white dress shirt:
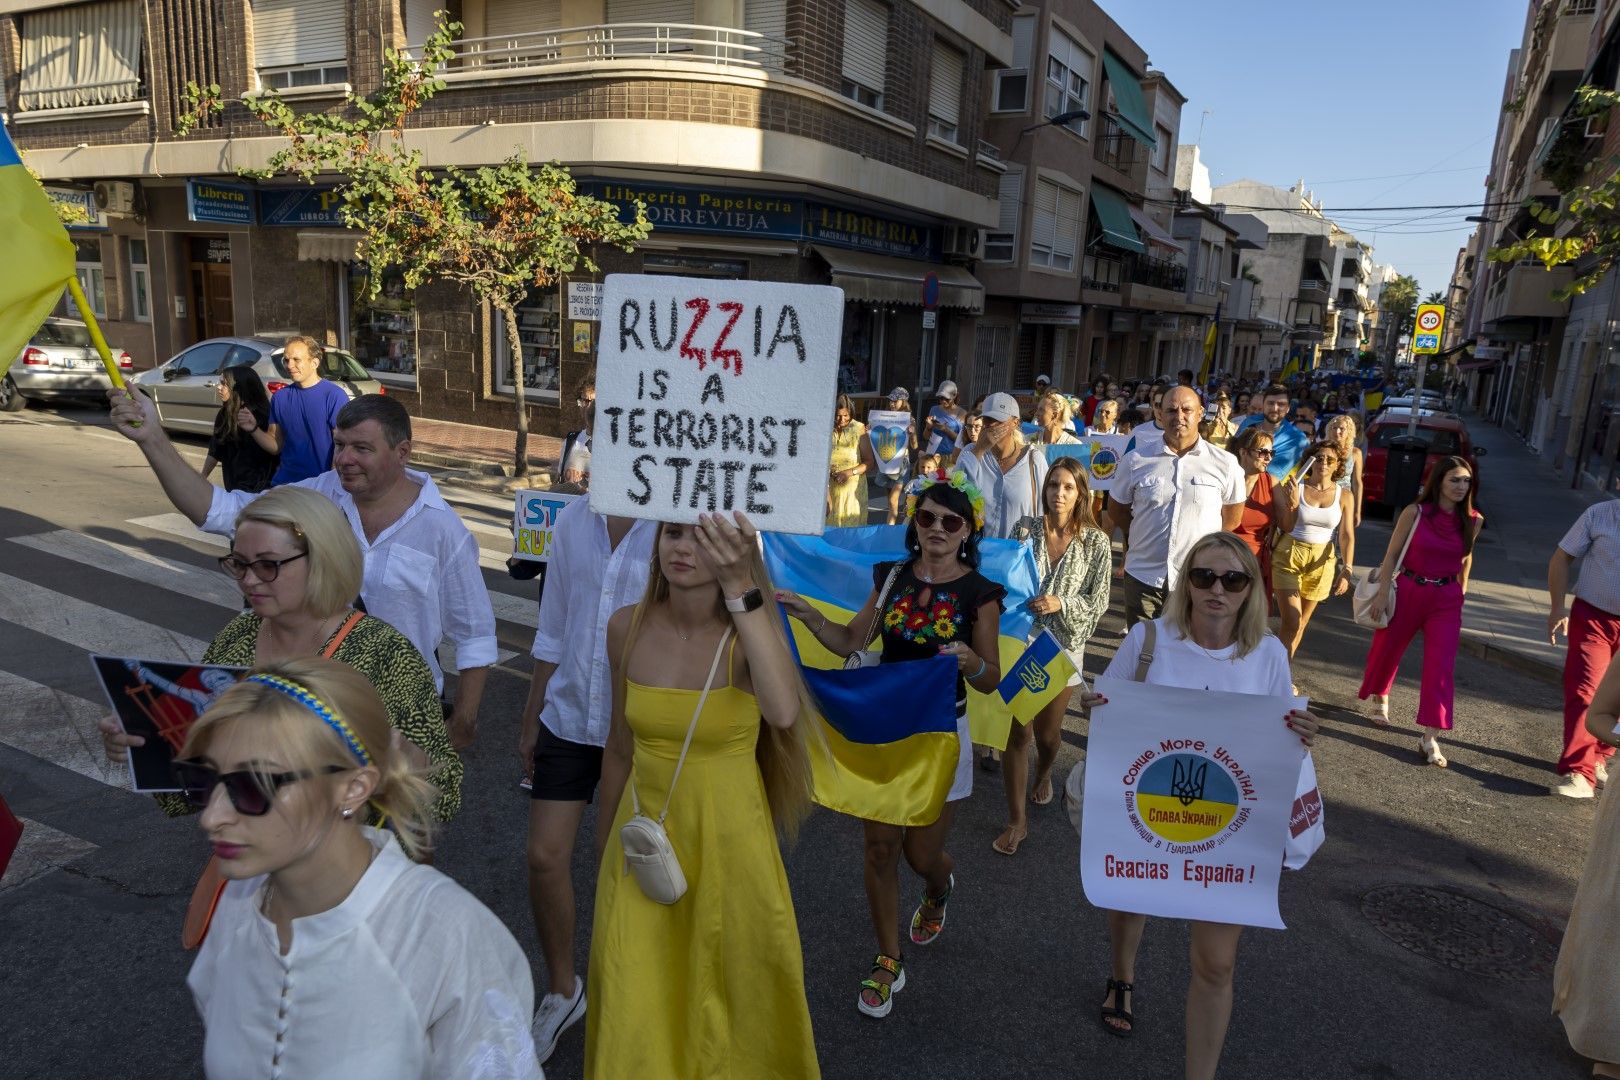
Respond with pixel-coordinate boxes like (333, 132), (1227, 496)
(1560, 501), (1620, 617)
(1112, 439), (1245, 591)
(189, 829), (543, 1080)
(203, 469), (498, 691)
(1128, 421), (1165, 457)
(956, 443), (1049, 539)
(532, 502), (657, 747)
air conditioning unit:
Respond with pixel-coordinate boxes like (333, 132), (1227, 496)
(93, 180), (136, 215)
(941, 225), (978, 262)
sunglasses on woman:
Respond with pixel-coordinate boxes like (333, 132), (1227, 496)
(914, 508), (967, 534)
(172, 759), (347, 816)
(1187, 568), (1253, 592)
(1248, 447), (1274, 459)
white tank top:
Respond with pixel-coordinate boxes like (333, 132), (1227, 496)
(1291, 489), (1342, 545)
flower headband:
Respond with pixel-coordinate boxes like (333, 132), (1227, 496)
(905, 467), (987, 531)
(247, 674), (373, 766)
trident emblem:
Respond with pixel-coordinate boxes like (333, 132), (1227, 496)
(1170, 758), (1208, 807)
(1016, 658), (1049, 694)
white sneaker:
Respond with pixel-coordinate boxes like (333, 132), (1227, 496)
(1598, 761), (1610, 786)
(531, 975), (585, 1065)
(1554, 773), (1596, 799)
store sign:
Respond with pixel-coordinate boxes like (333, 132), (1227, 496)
(187, 179), (256, 225)
(1021, 302), (1083, 326)
(804, 202), (938, 260)
(511, 490), (581, 563)
(1109, 312), (1137, 332)
(590, 274), (844, 535)
(260, 186), (345, 227)
(44, 186), (105, 230)
(568, 281), (603, 321)
(1143, 315), (1181, 333)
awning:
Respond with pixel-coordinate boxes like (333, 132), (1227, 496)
(1456, 358), (1500, 372)
(1101, 49), (1156, 148)
(810, 245), (984, 313)
(1128, 205), (1182, 255)
(1089, 185), (1144, 254)
(297, 230), (363, 263)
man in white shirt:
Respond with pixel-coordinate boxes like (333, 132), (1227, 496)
(107, 390), (497, 744)
(956, 391), (1049, 539)
(1548, 501), (1620, 798)
(1109, 386), (1246, 625)
(1127, 383), (1170, 457)
(517, 499), (655, 1062)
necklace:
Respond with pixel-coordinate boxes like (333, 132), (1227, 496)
(1187, 635), (1235, 662)
(916, 561), (962, 584)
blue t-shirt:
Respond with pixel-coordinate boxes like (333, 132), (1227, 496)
(269, 380), (350, 485)
(1234, 414), (1308, 481)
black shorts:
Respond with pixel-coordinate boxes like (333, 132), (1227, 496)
(529, 723), (604, 802)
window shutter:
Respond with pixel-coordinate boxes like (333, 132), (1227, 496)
(997, 168), (1021, 235)
(928, 41), (964, 127)
(252, 0), (347, 69)
(1011, 14), (1034, 69)
(842, 0), (889, 93)
(406, 0), (449, 49)
(745, 0), (787, 41)
(19, 0), (143, 111)
(605, 0), (696, 24)
(1032, 179), (1058, 253)
(485, 0), (565, 38)
(1055, 188), (1080, 264)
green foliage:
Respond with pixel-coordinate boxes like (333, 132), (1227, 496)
(1381, 275), (1419, 321)
(1423, 290), (1444, 305)
(175, 82), (224, 137)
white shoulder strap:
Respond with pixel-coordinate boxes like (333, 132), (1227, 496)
(629, 628), (733, 825)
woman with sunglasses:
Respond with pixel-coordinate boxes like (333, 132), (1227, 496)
(778, 469), (1003, 1019)
(1358, 456), (1483, 767)
(1273, 442), (1356, 664)
(1078, 533), (1322, 1078)
(179, 657), (543, 1079)
(101, 486), (461, 821)
(1227, 426), (1280, 605)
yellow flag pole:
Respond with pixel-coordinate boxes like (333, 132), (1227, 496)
(65, 276), (127, 391)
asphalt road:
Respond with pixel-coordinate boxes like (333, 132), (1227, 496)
(0, 404), (1601, 1079)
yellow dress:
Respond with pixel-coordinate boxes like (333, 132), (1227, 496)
(586, 681), (820, 1080)
(826, 421), (868, 527)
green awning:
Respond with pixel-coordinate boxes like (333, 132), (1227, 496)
(1090, 185), (1144, 254)
(1102, 50), (1156, 148)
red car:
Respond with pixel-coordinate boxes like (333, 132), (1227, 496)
(1362, 410), (1485, 509)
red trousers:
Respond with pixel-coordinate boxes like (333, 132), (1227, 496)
(1559, 598), (1620, 782)
(1358, 576), (1463, 730)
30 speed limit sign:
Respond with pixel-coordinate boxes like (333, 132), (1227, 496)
(1413, 303), (1445, 355)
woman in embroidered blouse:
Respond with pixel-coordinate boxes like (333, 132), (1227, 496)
(995, 459), (1112, 855)
(778, 469), (1003, 1020)
(181, 657), (542, 1080)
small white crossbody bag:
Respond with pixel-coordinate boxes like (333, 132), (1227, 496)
(619, 628), (733, 905)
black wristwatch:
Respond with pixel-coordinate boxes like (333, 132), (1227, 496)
(725, 588), (765, 614)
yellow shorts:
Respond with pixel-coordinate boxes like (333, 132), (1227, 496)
(1272, 536), (1336, 602)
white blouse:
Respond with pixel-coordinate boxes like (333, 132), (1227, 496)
(189, 829), (543, 1080)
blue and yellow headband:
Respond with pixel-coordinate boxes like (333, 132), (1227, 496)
(247, 674), (373, 766)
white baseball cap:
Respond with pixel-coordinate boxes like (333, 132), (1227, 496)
(936, 380), (959, 400)
(980, 391), (1021, 423)
(1034, 374), (1052, 387)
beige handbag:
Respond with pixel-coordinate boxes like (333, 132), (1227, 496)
(619, 628), (732, 905)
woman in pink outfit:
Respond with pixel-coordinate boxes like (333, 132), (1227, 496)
(1357, 456), (1482, 767)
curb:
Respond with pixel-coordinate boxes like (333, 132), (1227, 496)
(1458, 631), (1562, 685)
(411, 449), (555, 490)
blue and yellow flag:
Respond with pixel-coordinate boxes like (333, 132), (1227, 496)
(1198, 304), (1220, 386)
(0, 125), (75, 379)
(997, 628), (1077, 723)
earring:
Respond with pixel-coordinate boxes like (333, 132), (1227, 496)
(959, 541), (969, 559)
(341, 807), (354, 820)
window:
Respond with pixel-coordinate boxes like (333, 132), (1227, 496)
(73, 238), (105, 319)
(172, 342), (232, 377)
(743, 0), (788, 70)
(129, 238), (151, 323)
(253, 0), (348, 89)
(838, 304), (884, 394)
(1030, 178), (1081, 272)
(1151, 124), (1172, 173)
(347, 266), (418, 383)
(984, 167), (1022, 263)
(19, 0), (143, 111)
(994, 15), (1035, 113)
(927, 41), (966, 143)
(1044, 27), (1092, 137)
(841, 0), (889, 109)
(605, 0), (696, 55)
(497, 287), (561, 399)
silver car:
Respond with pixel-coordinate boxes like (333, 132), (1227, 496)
(132, 336), (382, 435)
(2, 318), (133, 411)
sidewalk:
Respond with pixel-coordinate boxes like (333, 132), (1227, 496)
(408, 416), (564, 482)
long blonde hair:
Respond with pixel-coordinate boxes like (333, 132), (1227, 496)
(1164, 533), (1270, 659)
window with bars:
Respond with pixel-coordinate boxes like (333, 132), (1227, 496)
(1044, 27), (1092, 137)
(993, 15), (1035, 113)
(984, 167), (1022, 263)
(927, 41), (966, 143)
(841, 0), (889, 109)
(1030, 178), (1082, 272)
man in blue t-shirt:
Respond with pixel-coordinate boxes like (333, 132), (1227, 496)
(240, 335), (350, 485)
(1234, 381), (1309, 481)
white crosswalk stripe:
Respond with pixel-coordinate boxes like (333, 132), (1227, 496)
(126, 512), (230, 551)
(0, 669), (126, 789)
(10, 530), (242, 609)
(0, 815), (99, 893)
(0, 570), (210, 660)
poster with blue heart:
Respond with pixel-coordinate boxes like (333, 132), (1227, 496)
(866, 409), (914, 477)
(1045, 433), (1129, 493)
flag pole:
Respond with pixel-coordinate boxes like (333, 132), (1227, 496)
(65, 276), (127, 391)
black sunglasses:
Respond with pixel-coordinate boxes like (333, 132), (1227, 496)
(219, 552), (307, 582)
(1187, 568), (1253, 593)
(172, 759), (347, 816)
(915, 508), (967, 534)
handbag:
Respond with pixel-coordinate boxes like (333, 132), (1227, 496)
(619, 628), (733, 905)
(845, 563), (903, 670)
(1067, 620), (1157, 834)
(1352, 512), (1417, 630)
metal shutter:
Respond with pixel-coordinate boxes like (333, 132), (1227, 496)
(745, 0), (787, 42)
(1055, 187), (1080, 263)
(929, 41), (964, 127)
(1010, 14), (1033, 69)
(605, 0), (696, 24)
(841, 0), (888, 92)
(252, 0), (346, 69)
(996, 168), (1021, 236)
(405, 0), (445, 49)
(1032, 179), (1057, 255)
(485, 0), (564, 37)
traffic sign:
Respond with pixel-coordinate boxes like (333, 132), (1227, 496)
(922, 272), (940, 311)
(1413, 303), (1445, 354)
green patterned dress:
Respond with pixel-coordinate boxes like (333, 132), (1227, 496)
(1009, 517), (1113, 657)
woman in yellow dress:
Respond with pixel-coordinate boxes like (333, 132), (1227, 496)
(827, 393), (874, 526)
(588, 511), (822, 1079)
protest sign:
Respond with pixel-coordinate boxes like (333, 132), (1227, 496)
(1080, 676), (1308, 929)
(1046, 433), (1129, 493)
(511, 490), (581, 563)
(91, 656), (247, 792)
(866, 409), (913, 477)
(589, 274), (843, 535)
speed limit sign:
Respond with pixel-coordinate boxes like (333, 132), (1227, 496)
(1414, 304), (1445, 354)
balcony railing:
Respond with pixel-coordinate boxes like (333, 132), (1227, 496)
(1126, 253), (1188, 293)
(1083, 251), (1124, 293)
(1093, 114), (1143, 177)
(440, 23), (791, 75)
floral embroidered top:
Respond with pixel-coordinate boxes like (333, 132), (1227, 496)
(872, 560), (1006, 701)
(1009, 517), (1113, 653)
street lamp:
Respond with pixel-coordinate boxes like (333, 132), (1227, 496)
(1020, 108), (1091, 133)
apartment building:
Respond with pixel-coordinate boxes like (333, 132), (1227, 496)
(1, 0), (1011, 436)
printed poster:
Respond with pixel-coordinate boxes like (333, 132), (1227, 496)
(1045, 433), (1129, 493)
(90, 656), (248, 792)
(866, 409), (913, 477)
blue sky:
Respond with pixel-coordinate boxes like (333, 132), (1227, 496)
(1112, 0), (1530, 294)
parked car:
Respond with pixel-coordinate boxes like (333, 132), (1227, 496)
(2, 318), (133, 412)
(1373, 392), (1448, 418)
(1362, 408), (1485, 509)
(132, 336), (380, 436)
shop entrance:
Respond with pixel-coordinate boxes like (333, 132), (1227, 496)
(186, 236), (235, 344)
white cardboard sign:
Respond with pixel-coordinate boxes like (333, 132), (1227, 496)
(1080, 677), (1308, 930)
(589, 274), (844, 535)
(510, 490), (581, 563)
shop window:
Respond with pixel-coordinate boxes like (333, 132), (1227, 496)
(1044, 27), (1092, 137)
(19, 0), (143, 111)
(73, 238), (106, 319)
(839, 305), (885, 395)
(841, 0), (888, 110)
(994, 15), (1035, 113)
(346, 266), (417, 383)
(128, 238), (151, 323)
(497, 288), (562, 400)
(984, 167), (1022, 263)
(927, 40), (965, 144)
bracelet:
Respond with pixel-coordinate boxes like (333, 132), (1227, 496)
(969, 657), (987, 682)
(815, 614), (828, 635)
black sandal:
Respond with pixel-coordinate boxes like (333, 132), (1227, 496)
(1099, 978), (1134, 1038)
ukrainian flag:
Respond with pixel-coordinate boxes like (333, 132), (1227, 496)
(0, 125), (76, 378)
(997, 628), (1077, 724)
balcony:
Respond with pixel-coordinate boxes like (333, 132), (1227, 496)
(1122, 252), (1188, 311)
(1482, 260), (1573, 324)
(438, 22), (791, 79)
(1083, 250), (1124, 295)
(1092, 115), (1147, 188)
(1298, 278), (1330, 300)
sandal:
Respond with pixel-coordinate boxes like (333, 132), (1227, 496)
(1366, 695), (1390, 727)
(1099, 977), (1135, 1038)
(909, 873), (954, 945)
(1421, 734), (1448, 768)
(857, 954), (906, 1018)
(978, 747), (1001, 772)
(1032, 773), (1055, 806)
(992, 826), (1028, 856)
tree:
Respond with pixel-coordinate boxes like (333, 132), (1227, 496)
(1423, 290), (1445, 305)
(1378, 273), (1419, 374)
(206, 16), (650, 477)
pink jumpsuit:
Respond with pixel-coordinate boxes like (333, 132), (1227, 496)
(1358, 505), (1481, 730)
